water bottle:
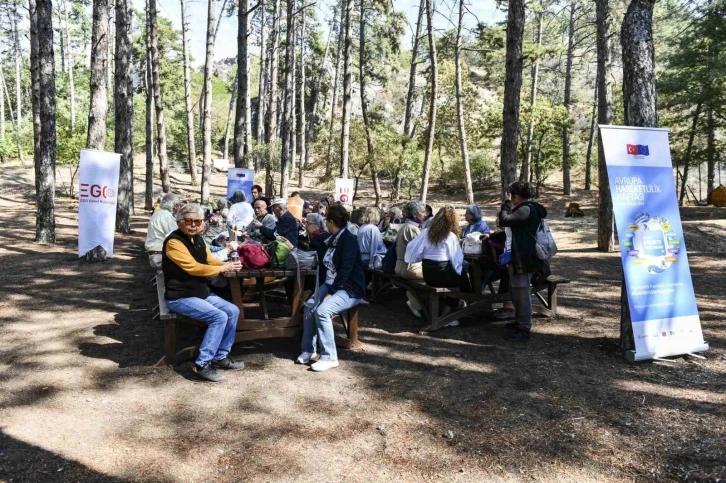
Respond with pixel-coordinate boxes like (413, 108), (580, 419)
(229, 248), (240, 266)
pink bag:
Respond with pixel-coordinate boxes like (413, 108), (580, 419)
(237, 243), (271, 269)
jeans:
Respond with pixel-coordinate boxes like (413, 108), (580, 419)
(508, 266), (533, 331)
(301, 284), (361, 361)
(166, 294), (240, 366)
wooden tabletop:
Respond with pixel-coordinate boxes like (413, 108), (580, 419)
(222, 268), (317, 278)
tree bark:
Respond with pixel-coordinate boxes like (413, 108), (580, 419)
(306, 10), (333, 158)
(679, 103), (701, 205)
(280, 0), (295, 197)
(115, 0), (133, 234)
(62, 1), (77, 131)
(297, 5), (306, 188)
(584, 82), (597, 190)
(706, 108), (715, 200)
(500, 0), (525, 200)
(455, 0), (473, 205)
(256, 0), (267, 145)
(420, 0), (438, 203)
(224, 71), (239, 161)
(359, 0), (381, 204)
(325, 12), (343, 178)
(403, 0), (424, 140)
(14, 1), (22, 125)
(0, 67), (25, 164)
(339, 0), (353, 179)
(521, 10), (542, 183)
(30, 0), (42, 171)
(180, 0), (198, 185)
(562, 2), (575, 196)
(87, 0), (109, 150)
(265, 0), (281, 144)
(596, 0), (614, 252)
(0, 64), (4, 143)
(33, 0), (57, 243)
(144, 0), (155, 211)
(234, 0), (250, 168)
(149, 0), (170, 192)
(620, 0), (657, 355)
(201, 0), (217, 203)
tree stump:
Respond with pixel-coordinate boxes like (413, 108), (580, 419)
(82, 245), (108, 263)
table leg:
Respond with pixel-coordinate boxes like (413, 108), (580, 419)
(428, 294), (440, 330)
(289, 273), (304, 325)
(257, 277), (269, 319)
(471, 260), (482, 294)
(230, 278), (245, 323)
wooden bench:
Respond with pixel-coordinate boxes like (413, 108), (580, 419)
(154, 272), (362, 366)
(369, 269), (570, 332)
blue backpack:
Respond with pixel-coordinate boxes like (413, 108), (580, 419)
(381, 241), (397, 274)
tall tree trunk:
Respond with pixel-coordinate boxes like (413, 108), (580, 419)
(265, 0), (281, 143)
(306, 10), (333, 155)
(420, 0), (438, 203)
(0, 67), (25, 164)
(63, 1), (76, 131)
(201, 0), (217, 203)
(144, 0), (155, 211)
(500, 0), (525, 200)
(403, 0), (424, 139)
(256, 0), (267, 145)
(339, 0), (353, 179)
(33, 0), (57, 243)
(290, 21), (297, 176)
(115, 0), (133, 234)
(620, 0), (657, 355)
(13, 1), (22, 126)
(359, 0), (381, 204)
(87, 0), (109, 150)
(280, 0), (295, 197)
(455, 0), (473, 205)
(180, 0), (198, 185)
(59, 2), (67, 73)
(679, 103), (701, 205)
(107, 4), (114, 94)
(325, 13), (343, 177)
(234, 0), (250, 168)
(562, 1), (575, 196)
(224, 71), (238, 161)
(584, 82), (597, 190)
(706, 108), (716, 200)
(521, 10), (542, 183)
(0, 65), (4, 143)
(297, 5), (306, 188)
(596, 0), (614, 252)
(149, 0), (170, 192)
(30, 0), (42, 174)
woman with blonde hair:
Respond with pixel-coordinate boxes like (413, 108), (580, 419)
(404, 206), (471, 326)
(357, 207), (387, 269)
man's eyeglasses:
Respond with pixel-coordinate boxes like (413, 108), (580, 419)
(182, 218), (203, 227)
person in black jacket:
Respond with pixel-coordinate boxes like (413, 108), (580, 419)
(498, 181), (547, 342)
(255, 198), (299, 247)
(296, 204), (364, 372)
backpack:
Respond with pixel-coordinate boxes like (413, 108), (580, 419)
(268, 240), (291, 268)
(381, 241), (397, 274)
(531, 221), (557, 260)
(237, 242), (271, 269)
(285, 248), (318, 270)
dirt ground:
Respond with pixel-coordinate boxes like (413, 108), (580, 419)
(0, 161), (724, 483)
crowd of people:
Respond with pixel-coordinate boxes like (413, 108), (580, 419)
(146, 181), (549, 382)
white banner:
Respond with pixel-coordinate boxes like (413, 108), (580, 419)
(599, 125), (708, 361)
(334, 177), (354, 204)
(78, 149), (121, 258)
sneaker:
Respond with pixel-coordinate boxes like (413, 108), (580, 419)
(505, 330), (531, 342)
(295, 352), (319, 364)
(406, 300), (422, 318)
(311, 359), (339, 372)
(211, 356), (245, 371)
(445, 320), (460, 328)
(458, 300), (467, 309)
(193, 363), (224, 383)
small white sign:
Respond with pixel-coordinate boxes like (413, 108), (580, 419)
(78, 149), (121, 257)
(334, 177), (354, 204)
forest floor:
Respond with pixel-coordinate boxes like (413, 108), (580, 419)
(0, 159), (725, 482)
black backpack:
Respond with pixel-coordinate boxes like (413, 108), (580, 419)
(381, 241), (397, 274)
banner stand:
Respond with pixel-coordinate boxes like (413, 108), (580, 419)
(625, 341), (709, 363)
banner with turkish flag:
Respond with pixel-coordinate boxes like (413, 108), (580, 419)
(78, 149), (121, 258)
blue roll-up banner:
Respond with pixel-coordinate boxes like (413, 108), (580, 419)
(227, 168), (254, 201)
(599, 125), (708, 361)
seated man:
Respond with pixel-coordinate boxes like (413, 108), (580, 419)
(145, 193), (180, 269)
(395, 200), (427, 318)
(297, 205), (364, 372)
(244, 199), (277, 243)
(162, 204), (244, 383)
(255, 198), (299, 248)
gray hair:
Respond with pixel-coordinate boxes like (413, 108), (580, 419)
(388, 207), (403, 220)
(217, 197), (229, 208)
(403, 200), (425, 219)
(230, 190), (248, 204)
(160, 193), (180, 212)
(306, 213), (324, 227)
(176, 203), (204, 220)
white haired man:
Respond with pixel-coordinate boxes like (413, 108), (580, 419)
(145, 193), (180, 269)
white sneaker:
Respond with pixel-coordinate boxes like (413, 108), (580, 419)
(458, 300), (467, 309)
(295, 352), (319, 364)
(407, 300), (422, 318)
(311, 360), (339, 372)
(445, 320), (460, 327)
